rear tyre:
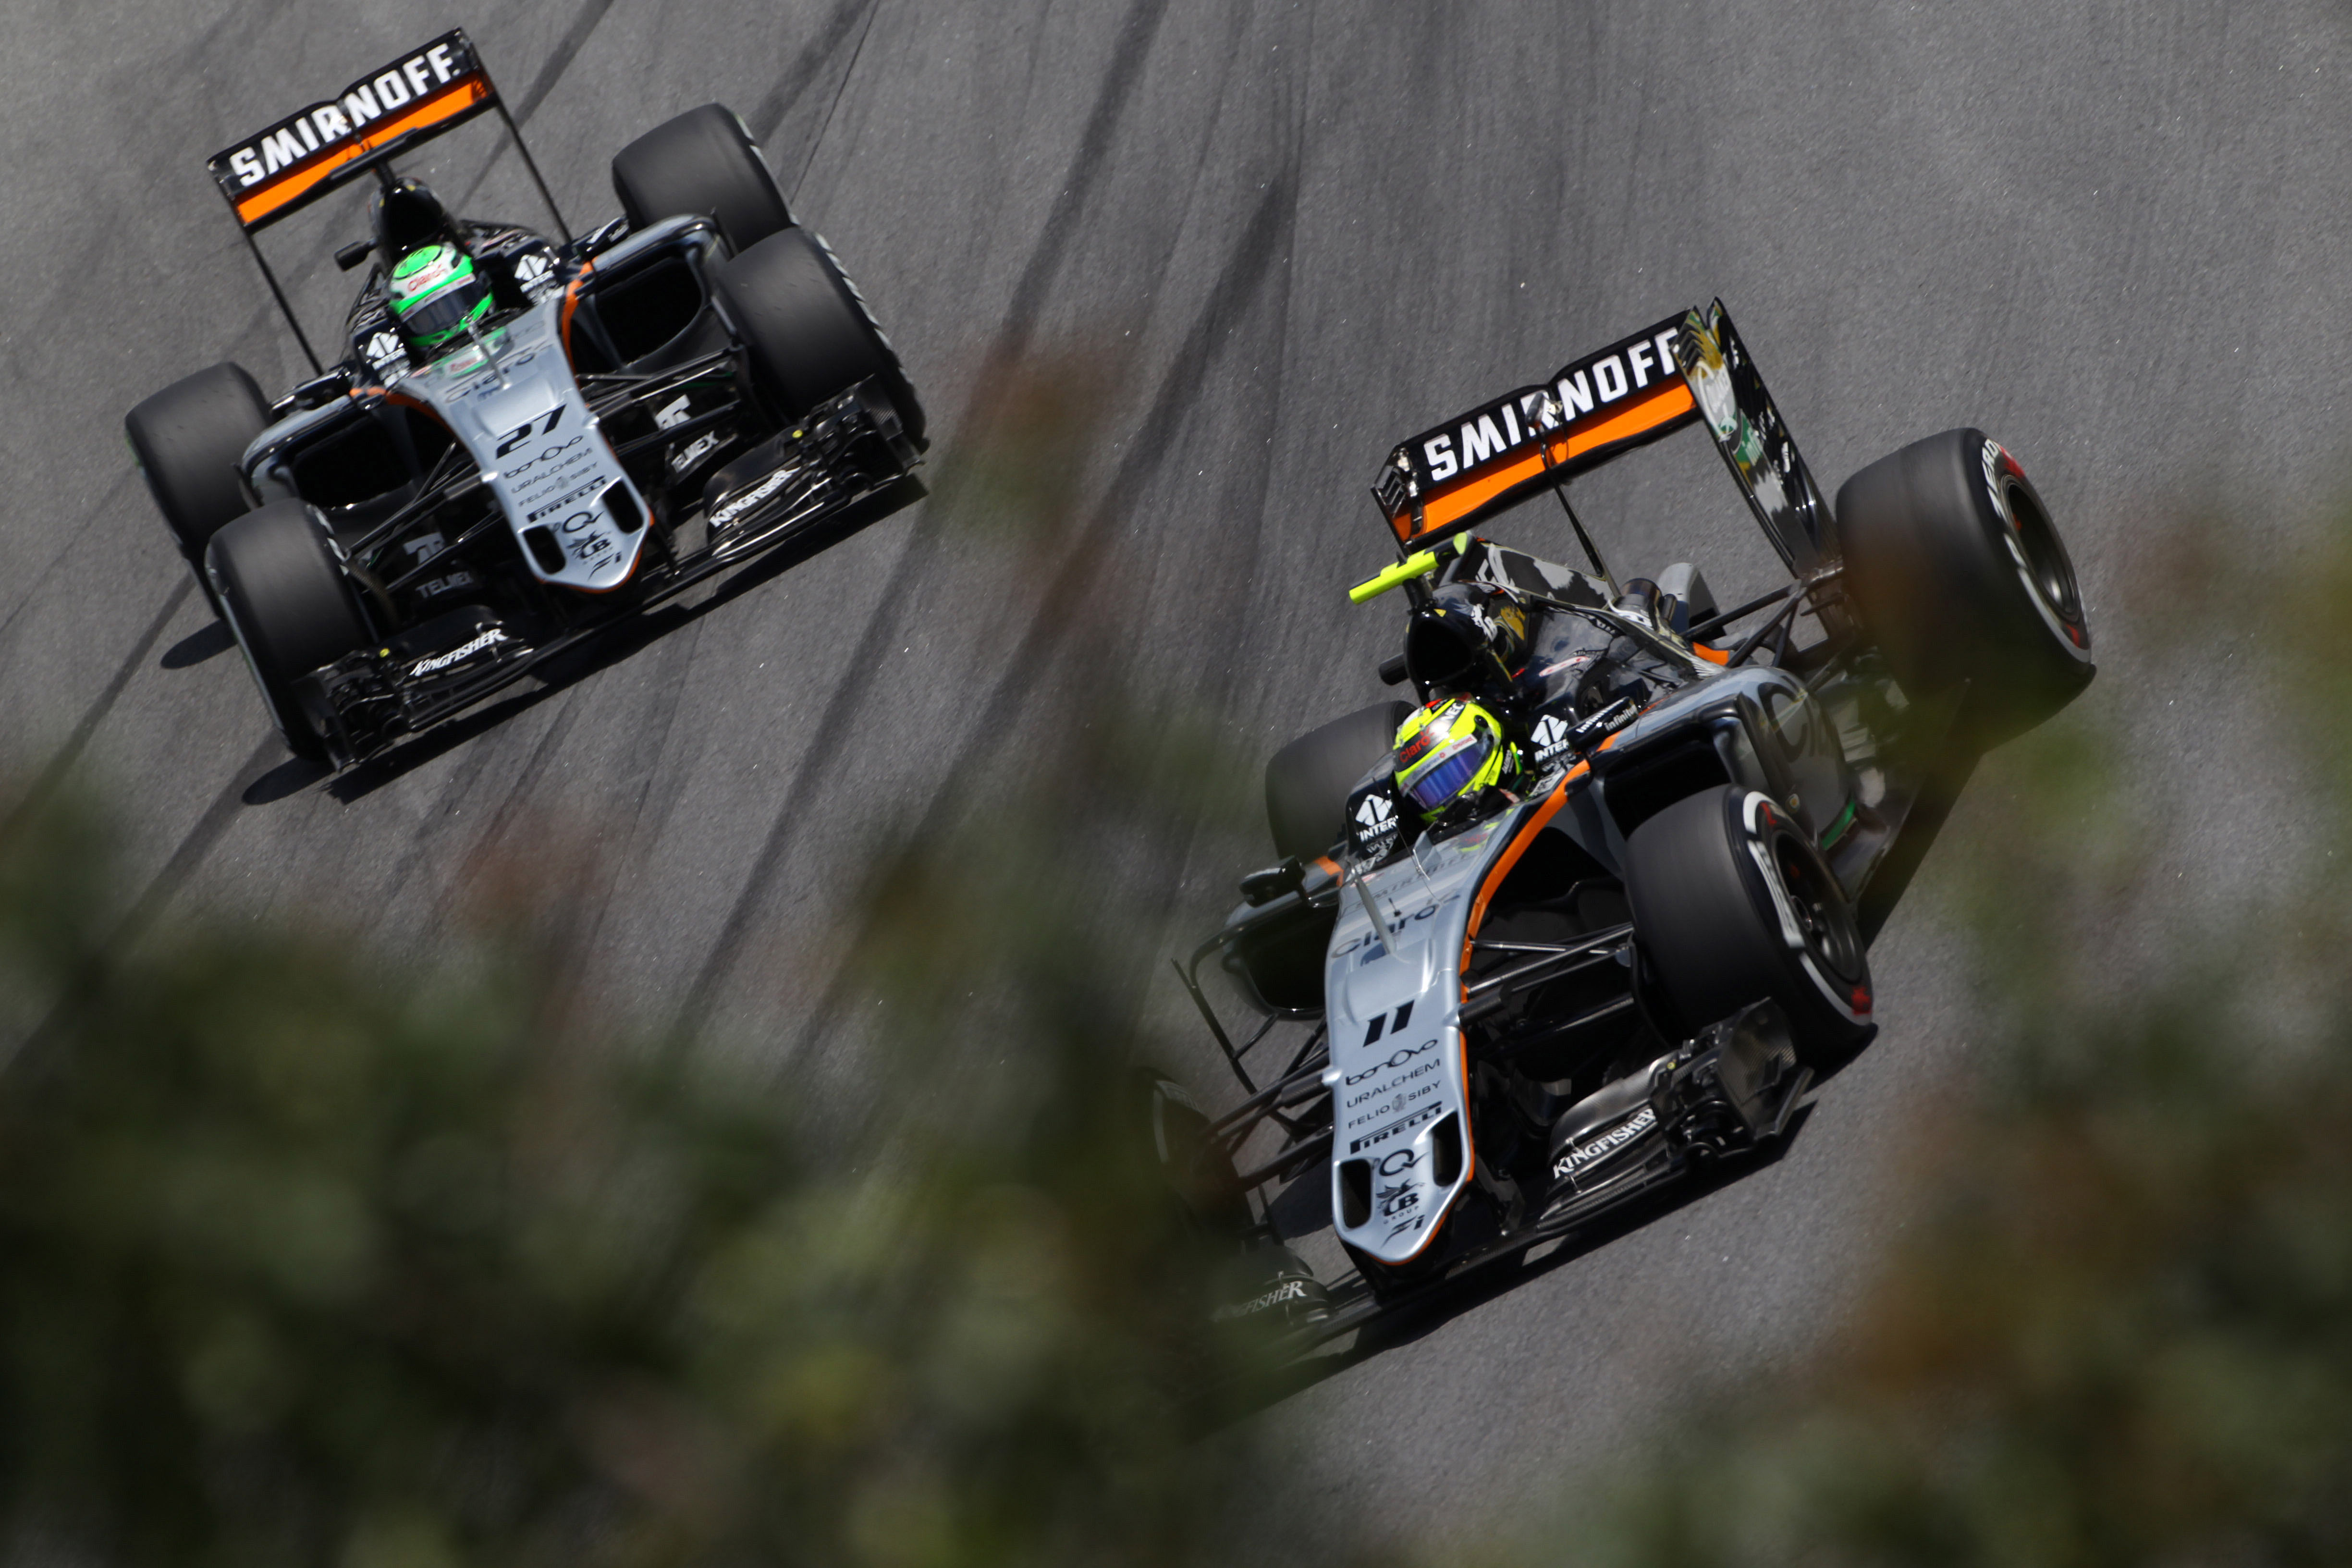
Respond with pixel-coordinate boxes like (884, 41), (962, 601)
(124, 363), (268, 616)
(711, 227), (927, 445)
(1623, 784), (1874, 1065)
(205, 501), (370, 763)
(1264, 700), (1412, 863)
(1837, 428), (2094, 744)
(611, 103), (793, 254)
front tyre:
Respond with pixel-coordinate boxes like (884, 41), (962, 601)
(610, 103), (793, 254)
(710, 227), (927, 446)
(205, 502), (369, 763)
(124, 362), (268, 617)
(1624, 785), (1874, 1066)
(1837, 428), (2094, 744)
(1138, 1071), (1252, 1242)
(1264, 700), (1413, 863)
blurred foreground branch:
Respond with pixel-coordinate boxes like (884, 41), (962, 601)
(1530, 514), (2352, 1567)
(0, 353), (1273, 1568)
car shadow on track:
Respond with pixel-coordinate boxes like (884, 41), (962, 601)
(161, 621), (235, 668)
(235, 478), (925, 807)
(1223, 1102), (1824, 1421)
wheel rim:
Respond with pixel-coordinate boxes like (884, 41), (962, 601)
(2002, 476), (2090, 645)
(1770, 828), (1864, 984)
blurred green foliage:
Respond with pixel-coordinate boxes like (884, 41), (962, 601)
(0, 778), (1259, 1568)
(0, 355), (1264, 1568)
(18, 374), (2352, 1568)
(1520, 520), (2352, 1567)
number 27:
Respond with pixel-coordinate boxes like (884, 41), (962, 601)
(494, 405), (565, 457)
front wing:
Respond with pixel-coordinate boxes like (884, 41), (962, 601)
(1210, 1000), (1813, 1355)
(293, 381), (917, 767)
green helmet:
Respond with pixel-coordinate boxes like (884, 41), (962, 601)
(1394, 697), (1509, 818)
(388, 243), (491, 352)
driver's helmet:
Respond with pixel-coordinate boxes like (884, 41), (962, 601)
(388, 242), (492, 353)
(1394, 696), (1508, 817)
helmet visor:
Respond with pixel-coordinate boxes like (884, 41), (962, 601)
(1398, 729), (1494, 813)
(398, 279), (491, 350)
(392, 248), (491, 351)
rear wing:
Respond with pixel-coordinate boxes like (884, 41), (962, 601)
(1370, 301), (1838, 576)
(200, 29), (566, 372)
(207, 31), (502, 233)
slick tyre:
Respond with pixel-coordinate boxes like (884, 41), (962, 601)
(1138, 1071), (1252, 1242)
(611, 103), (793, 255)
(1836, 428), (2093, 745)
(1265, 700), (1413, 863)
(710, 227), (927, 445)
(206, 502), (369, 764)
(1624, 784), (1874, 1066)
(124, 362), (268, 616)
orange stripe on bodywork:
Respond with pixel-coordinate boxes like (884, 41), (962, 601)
(233, 78), (491, 226)
(559, 262), (594, 361)
(1459, 762), (1588, 977)
(1690, 641), (1730, 665)
(1383, 739), (1628, 1269)
(1393, 380), (1697, 542)
(1457, 729), (1626, 976)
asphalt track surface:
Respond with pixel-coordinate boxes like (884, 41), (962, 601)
(6, 1), (2352, 1554)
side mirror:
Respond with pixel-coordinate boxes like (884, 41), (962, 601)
(335, 239), (376, 272)
(1239, 858), (1305, 906)
(268, 368), (355, 419)
(1377, 652), (1409, 686)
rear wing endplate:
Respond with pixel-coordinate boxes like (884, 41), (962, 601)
(1672, 301), (1838, 575)
(1370, 300), (1838, 576)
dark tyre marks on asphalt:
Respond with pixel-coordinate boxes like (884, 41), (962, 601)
(414, 686), (593, 932)
(0, 471), (141, 666)
(508, 0), (621, 126)
(746, 0), (880, 184)
(1187, 8), (1316, 718)
(986, 0), (1172, 372)
(6, 736), (279, 1078)
(450, 0), (621, 219)
(573, 621), (716, 956)
(122, 737), (284, 937)
(768, 174), (1301, 1070)
(21, 580), (196, 811)
(673, 0), (1176, 1032)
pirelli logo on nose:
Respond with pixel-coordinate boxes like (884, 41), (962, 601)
(206, 30), (499, 231)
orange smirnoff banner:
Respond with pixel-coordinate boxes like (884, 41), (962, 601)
(1374, 315), (1700, 544)
(206, 30), (498, 232)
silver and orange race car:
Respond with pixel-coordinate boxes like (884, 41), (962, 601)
(1156, 302), (2094, 1349)
(126, 30), (923, 769)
